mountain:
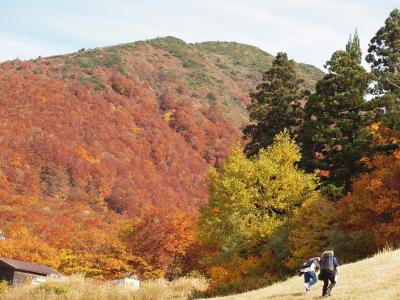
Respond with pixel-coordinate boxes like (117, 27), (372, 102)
(211, 248), (400, 300)
(0, 37), (323, 275)
(0, 36), (323, 216)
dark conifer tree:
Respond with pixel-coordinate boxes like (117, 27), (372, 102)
(300, 31), (379, 199)
(366, 8), (400, 129)
(243, 52), (305, 156)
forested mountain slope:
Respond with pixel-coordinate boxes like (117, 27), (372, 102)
(0, 37), (323, 276)
(0, 36), (323, 216)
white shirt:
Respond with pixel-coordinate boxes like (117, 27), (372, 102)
(301, 261), (319, 273)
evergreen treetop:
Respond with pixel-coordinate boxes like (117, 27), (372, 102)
(243, 52), (305, 156)
(366, 8), (400, 129)
(346, 29), (362, 64)
(300, 35), (378, 199)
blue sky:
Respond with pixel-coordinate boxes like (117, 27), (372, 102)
(0, 0), (398, 68)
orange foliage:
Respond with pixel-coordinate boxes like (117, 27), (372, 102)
(0, 194), (134, 278)
(337, 152), (400, 251)
(0, 44), (242, 279)
(0, 60), (239, 217)
(120, 209), (197, 278)
(206, 254), (278, 296)
(0, 237), (60, 269)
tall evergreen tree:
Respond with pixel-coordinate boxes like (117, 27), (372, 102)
(366, 9), (400, 129)
(346, 29), (362, 63)
(243, 52), (305, 156)
(300, 32), (378, 199)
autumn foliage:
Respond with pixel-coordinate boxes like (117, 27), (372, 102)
(119, 209), (197, 279)
(336, 151), (400, 255)
(0, 41), (243, 279)
(198, 132), (321, 294)
(0, 30), (399, 297)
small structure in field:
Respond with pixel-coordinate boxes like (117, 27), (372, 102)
(0, 257), (60, 286)
(111, 277), (141, 289)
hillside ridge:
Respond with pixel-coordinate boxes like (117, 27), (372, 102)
(211, 249), (400, 300)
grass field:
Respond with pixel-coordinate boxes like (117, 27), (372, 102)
(0, 275), (207, 300)
(1, 249), (399, 299)
(212, 248), (400, 300)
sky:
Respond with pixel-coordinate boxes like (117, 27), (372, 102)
(0, 0), (398, 69)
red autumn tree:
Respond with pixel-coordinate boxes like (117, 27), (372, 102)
(337, 151), (400, 253)
(120, 209), (197, 278)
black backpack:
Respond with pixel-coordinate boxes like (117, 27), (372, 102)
(320, 253), (334, 271)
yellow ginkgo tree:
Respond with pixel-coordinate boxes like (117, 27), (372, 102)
(198, 130), (321, 294)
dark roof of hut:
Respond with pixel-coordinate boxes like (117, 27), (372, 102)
(0, 257), (60, 276)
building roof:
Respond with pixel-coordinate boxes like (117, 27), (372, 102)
(0, 257), (60, 276)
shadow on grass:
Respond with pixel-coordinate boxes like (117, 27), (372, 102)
(263, 292), (319, 299)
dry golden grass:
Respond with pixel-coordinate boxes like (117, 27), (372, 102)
(0, 274), (208, 300)
(211, 248), (400, 300)
(2, 249), (399, 300)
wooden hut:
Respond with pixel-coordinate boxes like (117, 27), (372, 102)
(0, 257), (60, 286)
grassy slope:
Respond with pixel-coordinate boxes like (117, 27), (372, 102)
(193, 41), (321, 91)
(0, 275), (208, 300)
(2, 251), (398, 300)
(147, 37), (323, 121)
(212, 249), (400, 300)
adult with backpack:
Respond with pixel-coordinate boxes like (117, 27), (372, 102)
(319, 250), (339, 297)
(298, 256), (321, 294)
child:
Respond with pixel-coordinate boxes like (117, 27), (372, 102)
(300, 257), (321, 294)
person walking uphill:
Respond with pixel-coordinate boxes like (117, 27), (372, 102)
(299, 257), (320, 294)
(319, 250), (338, 297)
